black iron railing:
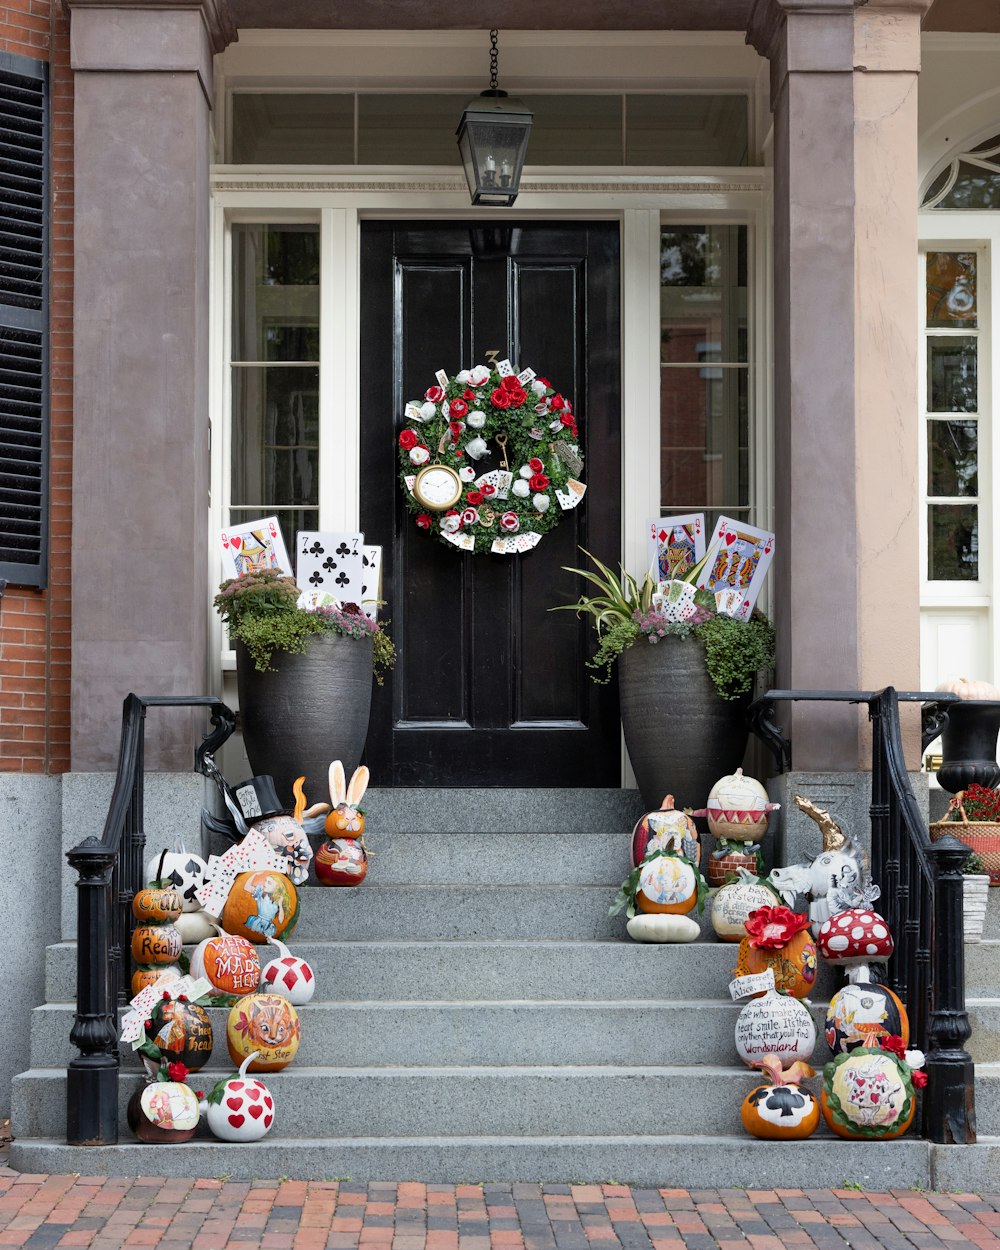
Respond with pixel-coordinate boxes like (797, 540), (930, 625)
(750, 687), (976, 1144)
(66, 694), (236, 1147)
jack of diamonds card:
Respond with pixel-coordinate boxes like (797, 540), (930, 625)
(646, 513), (705, 581)
(698, 516), (774, 620)
(296, 531), (365, 604)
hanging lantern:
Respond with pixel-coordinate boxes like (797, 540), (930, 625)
(456, 30), (533, 207)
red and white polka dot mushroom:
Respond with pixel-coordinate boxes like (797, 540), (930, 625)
(817, 908), (894, 976)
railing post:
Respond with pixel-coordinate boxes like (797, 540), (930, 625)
(924, 834), (977, 1145)
(67, 836), (120, 1146)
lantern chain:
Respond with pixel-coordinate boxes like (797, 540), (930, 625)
(489, 29), (499, 91)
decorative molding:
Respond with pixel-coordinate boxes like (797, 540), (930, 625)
(64, 0), (237, 54)
(211, 172), (770, 196)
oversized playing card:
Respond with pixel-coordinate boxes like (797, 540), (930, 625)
(647, 514), (705, 582)
(556, 478), (587, 511)
(699, 516), (775, 621)
(220, 516), (293, 580)
(296, 531), (365, 605)
(361, 545), (382, 620)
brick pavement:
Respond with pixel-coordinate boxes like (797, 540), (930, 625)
(1, 1163), (1000, 1250)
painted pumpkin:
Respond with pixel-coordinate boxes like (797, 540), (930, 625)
(734, 929), (817, 999)
(221, 871), (298, 943)
(251, 814), (313, 887)
(126, 1080), (199, 1144)
(226, 993), (301, 1072)
(625, 913), (700, 943)
(146, 851), (207, 913)
(630, 795), (700, 867)
(190, 932), (261, 997)
(132, 885), (183, 924)
(145, 998), (214, 1072)
(825, 980), (909, 1055)
(201, 1054), (275, 1142)
(741, 1057), (819, 1140)
(711, 880), (780, 942)
(706, 769), (775, 842)
(706, 846), (761, 889)
(314, 837), (368, 886)
(260, 939), (316, 1005)
(131, 923), (183, 966)
(735, 989), (816, 1066)
(821, 1048), (916, 1140)
(634, 855), (698, 915)
(131, 964), (182, 997)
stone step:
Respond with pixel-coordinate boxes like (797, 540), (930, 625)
(310, 789), (647, 835)
(964, 940), (1000, 996)
(7, 1133), (932, 1188)
(967, 1000), (1000, 1064)
(29, 998), (832, 1070)
(980, 889), (1000, 941)
(5, 1063), (881, 1142)
(347, 832), (632, 885)
(44, 937), (837, 1005)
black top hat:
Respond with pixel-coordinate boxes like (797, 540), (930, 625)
(231, 775), (291, 822)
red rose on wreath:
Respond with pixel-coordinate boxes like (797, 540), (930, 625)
(560, 412), (576, 428)
(398, 429), (418, 450)
(425, 385), (444, 403)
(491, 388), (512, 409)
(449, 420), (465, 440)
(500, 512), (519, 532)
(416, 513), (432, 531)
(466, 491), (484, 506)
(449, 398), (468, 418)
(462, 387), (476, 400)
(529, 473), (550, 492)
(550, 394), (566, 411)
(528, 458), (544, 473)
(507, 388), (528, 407)
(481, 483), (497, 497)
(501, 376), (522, 392)
(536, 377), (551, 390)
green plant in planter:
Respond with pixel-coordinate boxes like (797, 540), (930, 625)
(214, 570), (396, 682)
(552, 549), (775, 701)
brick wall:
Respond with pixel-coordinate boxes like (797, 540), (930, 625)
(0, 0), (72, 773)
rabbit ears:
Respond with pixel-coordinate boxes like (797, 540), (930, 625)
(329, 760), (370, 808)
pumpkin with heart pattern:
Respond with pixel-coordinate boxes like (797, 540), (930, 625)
(201, 1052), (276, 1142)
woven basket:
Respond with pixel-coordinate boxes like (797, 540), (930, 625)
(930, 800), (1000, 885)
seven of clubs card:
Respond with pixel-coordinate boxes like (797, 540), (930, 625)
(296, 532), (365, 604)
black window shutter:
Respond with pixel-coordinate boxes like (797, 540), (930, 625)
(0, 51), (48, 588)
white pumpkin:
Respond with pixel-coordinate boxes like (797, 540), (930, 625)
(174, 909), (218, 945)
(735, 988), (816, 1066)
(200, 1053), (275, 1142)
(705, 769), (776, 841)
(146, 851), (208, 913)
(260, 939), (317, 1005)
(936, 676), (1000, 701)
(625, 914), (700, 943)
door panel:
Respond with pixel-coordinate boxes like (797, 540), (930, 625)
(360, 221), (621, 786)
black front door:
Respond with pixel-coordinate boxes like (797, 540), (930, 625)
(360, 221), (621, 787)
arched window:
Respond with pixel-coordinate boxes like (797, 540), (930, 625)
(923, 134), (1000, 210)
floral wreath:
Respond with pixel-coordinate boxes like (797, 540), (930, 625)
(397, 360), (586, 555)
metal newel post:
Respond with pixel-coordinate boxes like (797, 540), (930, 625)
(67, 836), (120, 1145)
(924, 834), (977, 1144)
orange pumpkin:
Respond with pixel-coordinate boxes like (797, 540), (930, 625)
(741, 1058), (819, 1141)
(131, 923), (183, 966)
(189, 932), (261, 997)
(131, 964), (182, 997)
(634, 856), (698, 915)
(221, 871), (298, 944)
(325, 804), (365, 838)
(132, 885), (182, 924)
(734, 930), (817, 999)
(226, 993), (301, 1071)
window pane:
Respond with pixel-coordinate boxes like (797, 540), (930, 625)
(935, 160), (1000, 210)
(232, 225), (319, 362)
(231, 366), (319, 511)
(519, 95), (622, 165)
(926, 252), (977, 328)
(660, 366), (748, 513)
(927, 420), (978, 497)
(232, 94), (354, 164)
(661, 226), (747, 363)
(627, 95), (748, 166)
(358, 95), (463, 165)
(928, 337), (977, 412)
(928, 503), (979, 581)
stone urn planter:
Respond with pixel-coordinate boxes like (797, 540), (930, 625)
(619, 636), (751, 811)
(936, 700), (1000, 794)
(236, 632), (374, 804)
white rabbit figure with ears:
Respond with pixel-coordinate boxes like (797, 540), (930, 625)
(325, 761), (370, 837)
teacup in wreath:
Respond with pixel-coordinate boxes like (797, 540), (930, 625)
(397, 360), (587, 555)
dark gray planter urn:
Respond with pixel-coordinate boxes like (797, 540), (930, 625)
(936, 699), (1000, 794)
(619, 635), (751, 811)
(236, 633), (374, 807)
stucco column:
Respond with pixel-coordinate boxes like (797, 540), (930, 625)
(748, 0), (931, 769)
(67, 0), (236, 770)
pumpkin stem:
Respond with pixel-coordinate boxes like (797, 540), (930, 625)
(156, 848), (168, 889)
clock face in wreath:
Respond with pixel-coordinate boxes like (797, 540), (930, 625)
(413, 464), (463, 511)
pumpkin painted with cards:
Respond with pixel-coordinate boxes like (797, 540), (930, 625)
(221, 870), (298, 944)
(144, 997), (214, 1072)
(397, 362), (585, 555)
